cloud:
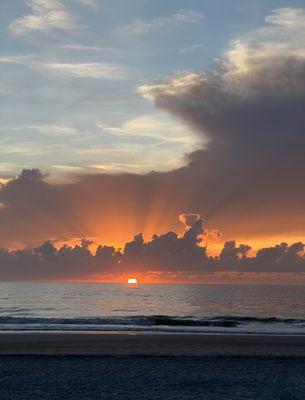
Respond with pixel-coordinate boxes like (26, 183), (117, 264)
(72, 0), (98, 8)
(172, 10), (203, 23)
(36, 62), (127, 80)
(0, 144), (43, 156)
(0, 55), (127, 80)
(123, 9), (203, 35)
(60, 44), (123, 55)
(179, 213), (200, 228)
(51, 164), (83, 172)
(178, 44), (206, 55)
(179, 214), (221, 244)
(0, 55), (34, 63)
(99, 114), (199, 146)
(1, 124), (78, 136)
(201, 229), (222, 242)
(226, 7), (305, 76)
(0, 215), (303, 281)
(137, 7), (305, 239)
(265, 7), (305, 28)
(9, 0), (80, 36)
(0, 163), (20, 174)
(1, 7), (305, 253)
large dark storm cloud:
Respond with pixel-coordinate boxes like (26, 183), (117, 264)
(137, 8), (305, 237)
(0, 7), (305, 252)
(139, 72), (305, 236)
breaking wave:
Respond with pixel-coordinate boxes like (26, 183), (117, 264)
(0, 315), (304, 334)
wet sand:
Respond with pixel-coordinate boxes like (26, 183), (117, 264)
(0, 332), (305, 356)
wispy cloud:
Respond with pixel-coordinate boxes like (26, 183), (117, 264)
(178, 44), (206, 55)
(0, 163), (20, 173)
(72, 0), (98, 9)
(0, 54), (34, 63)
(123, 9), (203, 35)
(0, 138), (67, 156)
(0, 124), (79, 136)
(86, 162), (153, 173)
(173, 9), (203, 23)
(265, 7), (305, 27)
(0, 54), (127, 80)
(9, 0), (80, 36)
(51, 164), (83, 172)
(98, 114), (199, 146)
(60, 44), (124, 56)
(0, 145), (42, 156)
(38, 62), (127, 79)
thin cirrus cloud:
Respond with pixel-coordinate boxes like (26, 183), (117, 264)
(122, 9), (203, 35)
(72, 0), (98, 8)
(178, 44), (206, 55)
(60, 44), (124, 56)
(98, 114), (201, 146)
(9, 0), (80, 36)
(265, 7), (305, 27)
(0, 145), (42, 156)
(51, 164), (83, 173)
(0, 54), (34, 64)
(0, 163), (20, 173)
(0, 124), (78, 136)
(86, 162), (160, 173)
(37, 62), (128, 80)
(0, 55), (128, 80)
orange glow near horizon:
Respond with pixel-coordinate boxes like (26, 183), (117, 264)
(59, 271), (305, 286)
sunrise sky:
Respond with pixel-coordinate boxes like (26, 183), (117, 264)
(1, 0), (305, 282)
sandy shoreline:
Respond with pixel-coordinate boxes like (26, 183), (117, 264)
(0, 332), (305, 356)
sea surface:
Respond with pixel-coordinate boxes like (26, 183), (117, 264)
(0, 282), (305, 334)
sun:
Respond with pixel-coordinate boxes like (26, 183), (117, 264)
(127, 278), (138, 284)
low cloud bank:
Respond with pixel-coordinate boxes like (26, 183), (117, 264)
(0, 217), (304, 281)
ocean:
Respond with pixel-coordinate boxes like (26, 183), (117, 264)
(0, 282), (305, 334)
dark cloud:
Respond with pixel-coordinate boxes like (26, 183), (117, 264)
(138, 56), (305, 237)
(0, 224), (303, 281)
(136, 9), (305, 238)
(0, 169), (87, 246)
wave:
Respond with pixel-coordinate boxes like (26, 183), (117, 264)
(0, 315), (304, 330)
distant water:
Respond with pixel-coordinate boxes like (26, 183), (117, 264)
(0, 283), (305, 334)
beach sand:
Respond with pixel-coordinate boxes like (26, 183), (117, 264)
(1, 333), (305, 399)
(0, 332), (305, 356)
(0, 354), (304, 399)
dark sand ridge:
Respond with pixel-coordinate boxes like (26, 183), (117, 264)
(1, 333), (305, 356)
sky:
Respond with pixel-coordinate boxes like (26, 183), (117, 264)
(1, 0), (304, 177)
(1, 0), (305, 282)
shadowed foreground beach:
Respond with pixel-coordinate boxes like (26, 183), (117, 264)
(0, 355), (305, 399)
(1, 333), (305, 399)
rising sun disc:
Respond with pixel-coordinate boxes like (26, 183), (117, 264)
(128, 278), (138, 284)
